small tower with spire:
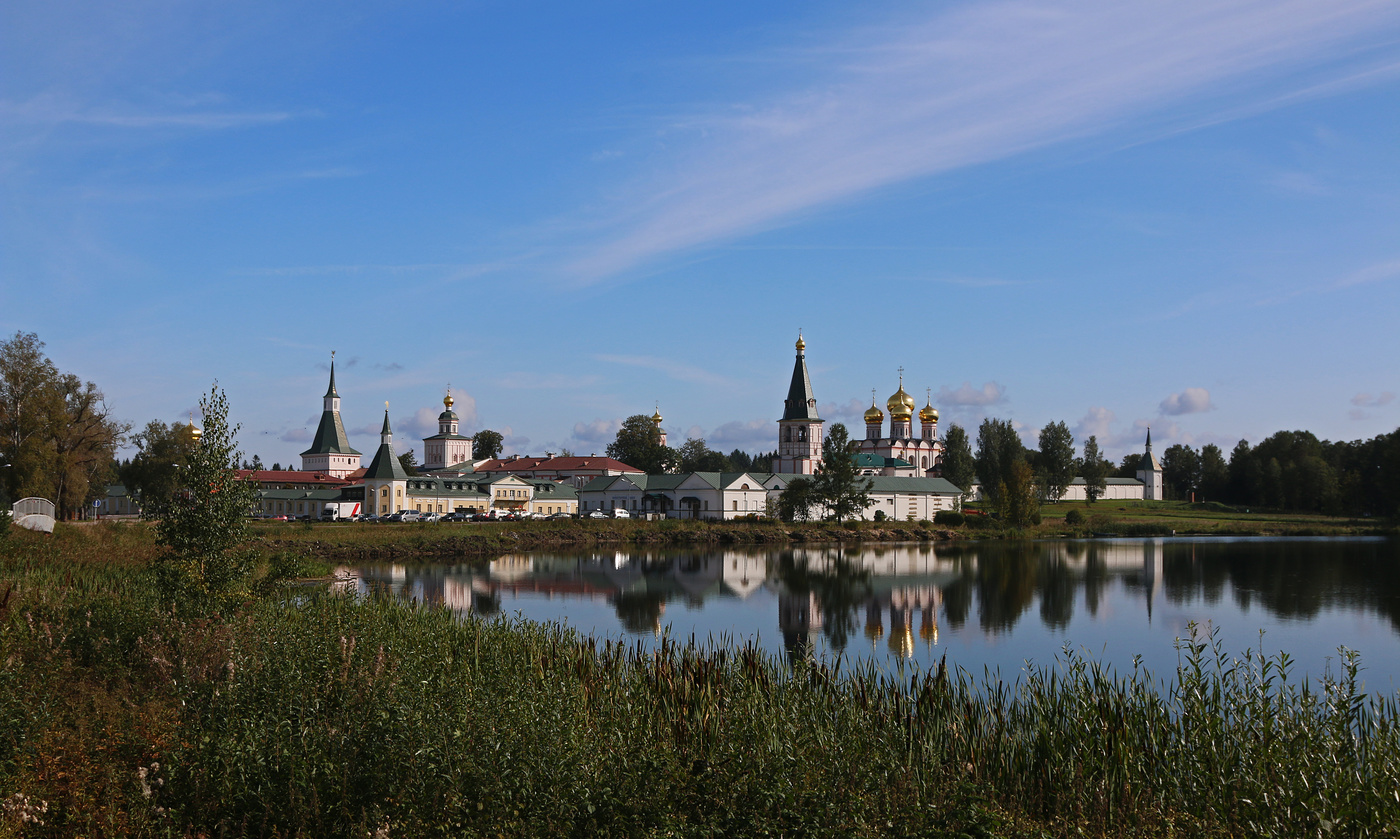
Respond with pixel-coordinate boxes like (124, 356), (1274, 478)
(919, 388), (939, 441)
(422, 388), (473, 470)
(775, 332), (825, 474)
(300, 352), (362, 477)
(651, 405), (667, 448)
(1136, 427), (1164, 500)
(363, 403), (410, 516)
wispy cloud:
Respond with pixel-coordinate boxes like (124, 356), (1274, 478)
(593, 354), (730, 386)
(1351, 391), (1396, 408)
(938, 381), (1007, 407)
(565, 0), (1400, 280)
(1159, 387), (1215, 415)
(1332, 257), (1400, 289)
(0, 94), (300, 130)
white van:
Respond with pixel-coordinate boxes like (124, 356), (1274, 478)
(611, 508), (631, 519)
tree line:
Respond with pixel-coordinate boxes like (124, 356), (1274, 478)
(605, 414), (774, 475)
(0, 332), (128, 518)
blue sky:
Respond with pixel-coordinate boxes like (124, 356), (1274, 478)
(3, 0), (1399, 466)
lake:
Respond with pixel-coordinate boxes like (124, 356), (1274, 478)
(341, 537), (1400, 691)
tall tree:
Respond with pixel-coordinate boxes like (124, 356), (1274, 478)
(121, 419), (201, 515)
(0, 332), (126, 517)
(1081, 435), (1109, 504)
(606, 415), (678, 474)
(398, 449), (420, 476)
(776, 476), (818, 523)
(472, 429), (504, 460)
(678, 437), (731, 472)
(1003, 460), (1040, 527)
(974, 418), (1024, 509)
(1198, 444), (1229, 502)
(940, 423), (976, 492)
(1036, 420), (1075, 502)
(1161, 444), (1202, 501)
(812, 423), (872, 522)
(153, 384), (258, 613)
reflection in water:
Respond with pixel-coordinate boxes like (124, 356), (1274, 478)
(341, 538), (1400, 682)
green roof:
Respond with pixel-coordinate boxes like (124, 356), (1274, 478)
(863, 476), (963, 495)
(363, 441), (410, 480)
(851, 453), (912, 468)
(781, 346), (821, 422)
(300, 409), (361, 457)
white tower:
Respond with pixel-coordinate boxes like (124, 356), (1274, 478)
(775, 333), (824, 474)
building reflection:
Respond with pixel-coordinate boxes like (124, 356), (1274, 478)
(343, 537), (1400, 645)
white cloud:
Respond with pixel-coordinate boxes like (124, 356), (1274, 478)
(818, 398), (868, 423)
(279, 427), (311, 443)
(566, 0), (1400, 279)
(938, 381), (1007, 407)
(707, 419), (774, 451)
(1159, 387), (1214, 415)
(1073, 406), (1116, 442)
(572, 418), (622, 444)
(1351, 391), (1396, 407)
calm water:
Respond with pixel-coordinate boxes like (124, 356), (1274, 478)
(341, 537), (1400, 691)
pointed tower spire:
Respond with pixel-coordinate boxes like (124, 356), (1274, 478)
(1145, 426), (1152, 453)
(782, 332), (820, 421)
(325, 351), (339, 399)
(381, 403), (392, 443)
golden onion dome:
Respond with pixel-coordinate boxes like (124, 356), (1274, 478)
(795, 332), (806, 352)
(184, 413), (202, 444)
(651, 407), (663, 424)
(919, 400), (939, 423)
(864, 395), (884, 424)
(887, 383), (915, 421)
(444, 392), (454, 409)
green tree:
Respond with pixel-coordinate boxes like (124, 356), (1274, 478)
(812, 423), (872, 522)
(1036, 420), (1075, 502)
(975, 418), (1024, 510)
(940, 423), (976, 492)
(1081, 435), (1109, 504)
(1199, 443), (1228, 502)
(606, 415), (678, 474)
(1161, 444), (1202, 500)
(678, 437), (732, 472)
(398, 449), (419, 475)
(0, 332), (126, 517)
(152, 384), (259, 613)
(472, 429), (504, 460)
(776, 476), (818, 522)
(121, 419), (201, 515)
(1002, 460), (1039, 527)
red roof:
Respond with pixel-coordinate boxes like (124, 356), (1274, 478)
(235, 469), (352, 486)
(474, 455), (642, 474)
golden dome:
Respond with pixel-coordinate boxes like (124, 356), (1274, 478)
(887, 381), (915, 421)
(184, 413), (202, 444)
(919, 400), (939, 423)
(795, 332), (806, 352)
(864, 396), (884, 424)
(444, 392), (454, 409)
(651, 407), (663, 424)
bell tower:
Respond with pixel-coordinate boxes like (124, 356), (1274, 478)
(775, 332), (824, 474)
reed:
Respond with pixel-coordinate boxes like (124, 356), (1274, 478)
(3, 527), (1399, 837)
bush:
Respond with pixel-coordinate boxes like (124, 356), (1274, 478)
(934, 510), (965, 527)
(872, 510), (887, 522)
(1064, 509), (1085, 526)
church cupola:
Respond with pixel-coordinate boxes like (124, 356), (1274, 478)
(652, 406), (667, 447)
(919, 390), (939, 441)
(438, 392), (459, 436)
(864, 391), (884, 441)
(887, 370), (915, 439)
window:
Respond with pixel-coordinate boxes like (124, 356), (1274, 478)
(732, 501), (738, 511)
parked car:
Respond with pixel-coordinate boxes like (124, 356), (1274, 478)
(356, 513), (378, 522)
(587, 510), (608, 519)
(611, 509), (630, 519)
(421, 512), (440, 523)
(441, 512), (467, 522)
(546, 512), (573, 520)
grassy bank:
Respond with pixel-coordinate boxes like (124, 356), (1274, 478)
(4, 523), (1400, 837)
(238, 502), (1393, 562)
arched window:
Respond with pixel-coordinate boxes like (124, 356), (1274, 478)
(922, 456), (928, 468)
(797, 428), (806, 441)
(783, 427), (791, 442)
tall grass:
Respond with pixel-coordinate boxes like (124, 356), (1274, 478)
(3, 525), (1400, 836)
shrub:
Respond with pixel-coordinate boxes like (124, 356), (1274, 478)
(1064, 509), (1085, 526)
(872, 510), (887, 522)
(934, 510), (965, 527)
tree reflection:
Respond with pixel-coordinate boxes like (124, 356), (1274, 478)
(776, 548), (874, 654)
